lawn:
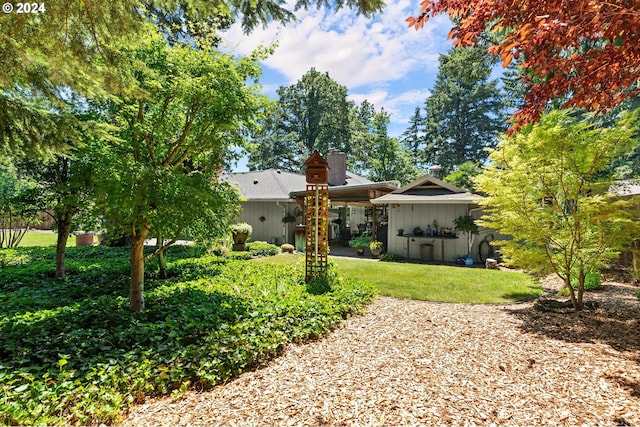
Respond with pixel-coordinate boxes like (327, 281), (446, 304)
(17, 231), (75, 247)
(253, 254), (542, 304)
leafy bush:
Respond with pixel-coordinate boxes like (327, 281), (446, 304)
(281, 243), (295, 253)
(558, 270), (604, 296)
(224, 251), (253, 260)
(380, 253), (405, 262)
(571, 270), (603, 291)
(245, 241), (280, 257)
(348, 235), (371, 248)
(0, 246), (375, 425)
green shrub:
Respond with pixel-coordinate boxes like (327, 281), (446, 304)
(348, 235), (371, 248)
(246, 241), (280, 257)
(281, 244), (295, 253)
(0, 246), (375, 425)
(225, 251), (253, 260)
(380, 253), (405, 262)
(570, 270), (603, 291)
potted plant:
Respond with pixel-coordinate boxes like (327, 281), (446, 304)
(282, 212), (296, 223)
(349, 235), (372, 256)
(231, 222), (252, 251)
(73, 215), (101, 246)
(453, 214), (479, 263)
(370, 240), (383, 258)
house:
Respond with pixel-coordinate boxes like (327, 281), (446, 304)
(371, 172), (492, 262)
(224, 149), (399, 246)
(222, 168), (306, 245)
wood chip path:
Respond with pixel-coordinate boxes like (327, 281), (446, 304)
(123, 280), (640, 426)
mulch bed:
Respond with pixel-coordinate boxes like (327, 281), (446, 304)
(123, 277), (640, 426)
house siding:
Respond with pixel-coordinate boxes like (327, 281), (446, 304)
(387, 204), (490, 261)
(237, 201), (300, 245)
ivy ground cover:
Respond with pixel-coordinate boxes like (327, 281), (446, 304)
(0, 246), (375, 425)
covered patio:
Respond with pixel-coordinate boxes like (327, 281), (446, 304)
(291, 180), (399, 253)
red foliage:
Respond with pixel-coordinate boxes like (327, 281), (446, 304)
(407, 0), (640, 131)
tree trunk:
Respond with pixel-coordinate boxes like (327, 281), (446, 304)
(129, 228), (149, 312)
(55, 217), (72, 279)
(156, 232), (167, 279)
(565, 275), (584, 312)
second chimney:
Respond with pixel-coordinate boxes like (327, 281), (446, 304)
(429, 165), (442, 179)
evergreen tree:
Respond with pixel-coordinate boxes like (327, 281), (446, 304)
(366, 110), (421, 185)
(423, 45), (507, 175)
(400, 106), (426, 169)
(348, 100), (377, 175)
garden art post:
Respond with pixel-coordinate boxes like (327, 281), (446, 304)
(303, 151), (329, 282)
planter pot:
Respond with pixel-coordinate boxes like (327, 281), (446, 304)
(232, 243), (246, 252)
(232, 231), (249, 245)
(370, 248), (382, 258)
(464, 258), (474, 266)
(75, 233), (94, 246)
(356, 247), (365, 256)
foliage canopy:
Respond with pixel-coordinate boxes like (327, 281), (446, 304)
(475, 109), (640, 310)
(408, 0), (640, 129)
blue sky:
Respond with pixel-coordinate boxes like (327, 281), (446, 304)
(220, 1), (456, 169)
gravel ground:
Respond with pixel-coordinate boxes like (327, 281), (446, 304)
(123, 278), (640, 426)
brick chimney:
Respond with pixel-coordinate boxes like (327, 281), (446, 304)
(327, 148), (347, 186)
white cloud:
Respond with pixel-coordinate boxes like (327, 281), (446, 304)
(221, 1), (453, 137)
(221, 2), (451, 89)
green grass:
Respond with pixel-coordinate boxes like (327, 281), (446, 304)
(17, 231), (76, 247)
(254, 254), (542, 304)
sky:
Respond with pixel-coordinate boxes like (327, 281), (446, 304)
(219, 0), (456, 170)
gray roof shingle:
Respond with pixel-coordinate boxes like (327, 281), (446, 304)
(222, 169), (307, 201)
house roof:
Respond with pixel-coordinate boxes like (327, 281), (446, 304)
(291, 180), (400, 204)
(610, 179), (640, 197)
(371, 174), (483, 205)
(222, 169), (307, 201)
(223, 169), (378, 202)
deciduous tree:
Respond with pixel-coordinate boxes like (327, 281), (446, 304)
(475, 110), (640, 311)
(248, 68), (353, 170)
(93, 30), (261, 311)
(407, 0), (640, 128)
(16, 152), (94, 279)
(0, 160), (37, 248)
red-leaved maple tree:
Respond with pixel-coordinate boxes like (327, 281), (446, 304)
(407, 0), (640, 129)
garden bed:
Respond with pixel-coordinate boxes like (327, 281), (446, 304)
(0, 246), (374, 425)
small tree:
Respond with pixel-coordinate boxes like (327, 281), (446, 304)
(453, 213), (478, 256)
(93, 30), (262, 312)
(0, 160), (37, 248)
(475, 110), (640, 311)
